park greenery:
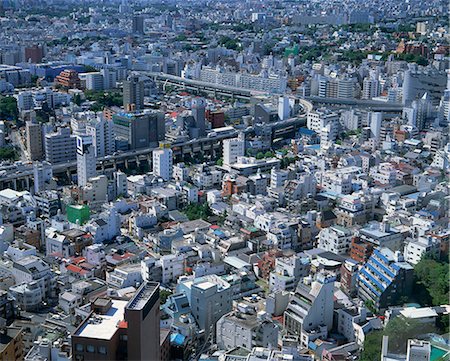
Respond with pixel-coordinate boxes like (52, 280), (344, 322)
(183, 203), (212, 221)
(0, 96), (19, 121)
(0, 146), (19, 161)
(413, 255), (449, 307)
(361, 317), (435, 361)
(85, 90), (123, 112)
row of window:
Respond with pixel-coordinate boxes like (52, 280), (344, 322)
(75, 344), (107, 355)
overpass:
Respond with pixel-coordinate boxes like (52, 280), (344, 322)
(306, 96), (404, 112)
(0, 116), (308, 191)
(144, 71), (266, 100)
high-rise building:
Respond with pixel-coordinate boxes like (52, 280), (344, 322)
(26, 121), (44, 160)
(223, 132), (245, 167)
(86, 116), (115, 157)
(24, 45), (44, 63)
(278, 96), (290, 120)
(76, 135), (96, 187)
(125, 282), (160, 361)
(362, 78), (380, 99)
(191, 98), (206, 137)
(402, 66), (447, 106)
(357, 248), (414, 311)
(85, 72), (104, 91)
(72, 282), (160, 361)
(33, 161), (53, 194)
(153, 143), (173, 181)
(123, 75), (144, 111)
(113, 111), (165, 150)
(369, 112), (383, 143)
(132, 15), (145, 35)
(45, 127), (77, 164)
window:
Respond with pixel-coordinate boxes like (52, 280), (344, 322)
(98, 346), (107, 355)
(86, 345), (95, 353)
(75, 344), (84, 352)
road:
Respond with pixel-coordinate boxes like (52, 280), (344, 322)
(10, 128), (29, 162)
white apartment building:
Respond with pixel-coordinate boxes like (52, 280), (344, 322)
(216, 311), (279, 350)
(318, 225), (352, 255)
(45, 127), (77, 164)
(76, 134), (96, 187)
(159, 254), (185, 284)
(153, 145), (173, 181)
(85, 116), (115, 157)
(223, 133), (245, 167)
(284, 274), (335, 347)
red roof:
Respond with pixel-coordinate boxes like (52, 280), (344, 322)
(66, 264), (89, 275)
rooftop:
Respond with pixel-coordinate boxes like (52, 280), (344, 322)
(74, 299), (128, 340)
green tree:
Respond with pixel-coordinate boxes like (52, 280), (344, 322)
(360, 330), (383, 361)
(413, 257), (449, 306)
(73, 94), (82, 106)
(215, 158), (223, 166)
(183, 203), (212, 221)
(256, 152), (264, 159)
(361, 317), (435, 360)
(264, 151), (274, 158)
(0, 96), (19, 121)
(0, 146), (18, 161)
(160, 289), (172, 304)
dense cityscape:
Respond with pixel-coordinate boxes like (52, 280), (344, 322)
(0, 0), (448, 360)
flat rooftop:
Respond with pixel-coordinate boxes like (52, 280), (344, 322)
(75, 299), (128, 340)
(126, 282), (159, 311)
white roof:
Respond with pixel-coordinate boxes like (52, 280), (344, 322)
(400, 307), (438, 319)
(75, 300), (127, 339)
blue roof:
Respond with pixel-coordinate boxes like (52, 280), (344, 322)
(170, 333), (186, 346)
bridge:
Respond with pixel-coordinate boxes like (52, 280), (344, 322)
(0, 116), (308, 191)
(306, 96), (404, 112)
(144, 72), (266, 100)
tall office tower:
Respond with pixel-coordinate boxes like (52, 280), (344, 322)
(153, 143), (173, 181)
(76, 135), (96, 187)
(132, 15), (145, 35)
(113, 111), (165, 150)
(26, 121), (44, 160)
(33, 161), (53, 194)
(191, 98), (206, 137)
(123, 75), (144, 111)
(369, 112), (383, 143)
(278, 96), (290, 120)
(223, 132), (245, 167)
(284, 273), (335, 347)
(125, 282), (161, 361)
(86, 116), (115, 157)
(45, 127), (77, 164)
(72, 282), (160, 361)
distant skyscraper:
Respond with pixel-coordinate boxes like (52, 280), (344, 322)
(191, 98), (206, 137)
(132, 15), (145, 34)
(123, 75), (144, 111)
(76, 135), (96, 187)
